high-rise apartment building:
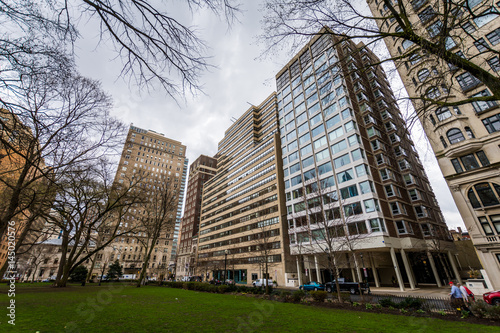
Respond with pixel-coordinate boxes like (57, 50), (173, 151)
(196, 93), (292, 286)
(176, 154), (217, 279)
(276, 30), (459, 290)
(366, 0), (500, 288)
(92, 125), (188, 280)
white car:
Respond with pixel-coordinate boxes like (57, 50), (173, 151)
(252, 279), (274, 287)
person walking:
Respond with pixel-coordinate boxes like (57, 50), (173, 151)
(458, 283), (468, 302)
(463, 285), (475, 302)
(449, 281), (464, 309)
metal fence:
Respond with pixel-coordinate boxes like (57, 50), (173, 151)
(349, 293), (456, 314)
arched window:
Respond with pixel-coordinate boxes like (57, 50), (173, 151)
(417, 68), (430, 82)
(440, 136), (448, 148)
(465, 126), (475, 138)
(435, 107), (452, 121)
(429, 115), (436, 125)
(468, 188), (481, 208)
(468, 183), (500, 208)
(426, 87), (441, 99)
(402, 40), (415, 50)
(447, 128), (465, 144)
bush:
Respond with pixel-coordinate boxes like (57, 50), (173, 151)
(379, 298), (398, 308)
(310, 290), (328, 303)
(485, 304), (500, 320)
(217, 285), (229, 293)
(399, 297), (423, 310)
(280, 290), (292, 301)
(331, 292), (351, 303)
(472, 301), (500, 320)
(69, 265), (88, 283)
(291, 290), (306, 303)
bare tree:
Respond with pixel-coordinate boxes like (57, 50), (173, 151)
(23, 246), (49, 283)
(0, 0), (240, 97)
(135, 179), (178, 287)
(0, 70), (129, 277)
(290, 173), (371, 301)
(252, 214), (282, 294)
(260, 0), (500, 116)
(46, 159), (144, 287)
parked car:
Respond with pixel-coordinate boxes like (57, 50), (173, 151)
(324, 280), (371, 295)
(252, 279), (274, 287)
(189, 276), (203, 282)
(483, 290), (500, 305)
(299, 281), (325, 291)
(209, 279), (222, 285)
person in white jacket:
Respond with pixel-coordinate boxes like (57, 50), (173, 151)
(457, 282), (468, 302)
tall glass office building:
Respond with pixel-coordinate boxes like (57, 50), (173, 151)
(276, 29), (459, 290)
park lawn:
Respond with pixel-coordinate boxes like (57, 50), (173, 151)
(0, 283), (498, 333)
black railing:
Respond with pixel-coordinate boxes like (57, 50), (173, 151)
(349, 293), (456, 314)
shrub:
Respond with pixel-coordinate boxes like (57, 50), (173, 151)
(291, 290), (306, 303)
(330, 292), (350, 303)
(280, 290), (292, 301)
(365, 303), (373, 310)
(399, 297), (423, 310)
(310, 291), (328, 303)
(379, 298), (398, 308)
(69, 265), (88, 283)
(485, 304), (500, 320)
(217, 285), (229, 293)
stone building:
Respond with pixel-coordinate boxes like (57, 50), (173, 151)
(366, 0), (500, 289)
(91, 125), (188, 281)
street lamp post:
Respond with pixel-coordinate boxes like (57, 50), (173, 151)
(224, 249), (228, 283)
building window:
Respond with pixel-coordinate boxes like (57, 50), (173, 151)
(426, 87), (441, 99)
(486, 28), (500, 45)
(417, 68), (430, 82)
(474, 38), (489, 52)
(451, 151), (489, 173)
(435, 107), (452, 121)
(395, 220), (412, 235)
(456, 72), (482, 91)
(427, 20), (443, 38)
(471, 90), (497, 113)
(473, 7), (498, 28)
(490, 215), (500, 234)
(488, 57), (500, 72)
(440, 136), (448, 148)
(418, 6), (436, 23)
(468, 183), (500, 208)
(478, 217), (494, 235)
(369, 218), (386, 232)
(482, 113), (500, 133)
(446, 128), (465, 144)
(464, 126), (475, 139)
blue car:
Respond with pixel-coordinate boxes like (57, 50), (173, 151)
(299, 281), (325, 291)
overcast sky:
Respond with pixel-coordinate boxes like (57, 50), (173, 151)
(74, 1), (465, 230)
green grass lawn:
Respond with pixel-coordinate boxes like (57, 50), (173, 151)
(0, 283), (497, 332)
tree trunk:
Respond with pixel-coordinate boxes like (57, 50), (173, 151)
(55, 230), (69, 287)
(137, 241), (154, 287)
